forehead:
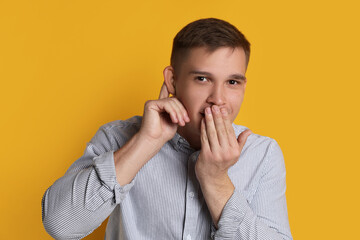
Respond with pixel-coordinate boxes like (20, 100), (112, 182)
(179, 46), (247, 77)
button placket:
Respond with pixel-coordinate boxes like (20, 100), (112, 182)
(182, 152), (202, 240)
(188, 191), (195, 199)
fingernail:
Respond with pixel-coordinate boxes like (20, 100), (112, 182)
(212, 105), (219, 113)
(205, 107), (211, 115)
(220, 108), (227, 115)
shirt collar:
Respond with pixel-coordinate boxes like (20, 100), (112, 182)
(169, 123), (248, 152)
(169, 132), (196, 153)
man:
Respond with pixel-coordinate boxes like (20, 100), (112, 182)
(42, 18), (292, 240)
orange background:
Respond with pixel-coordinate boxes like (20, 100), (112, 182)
(1, 0), (359, 239)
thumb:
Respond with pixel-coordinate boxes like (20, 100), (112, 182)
(237, 129), (252, 149)
(159, 82), (169, 99)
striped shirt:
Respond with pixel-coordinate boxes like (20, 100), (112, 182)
(42, 115), (292, 240)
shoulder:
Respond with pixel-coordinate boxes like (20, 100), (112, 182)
(232, 123), (284, 172)
(90, 116), (143, 151)
(232, 123), (278, 151)
(100, 115), (142, 132)
(230, 123), (286, 196)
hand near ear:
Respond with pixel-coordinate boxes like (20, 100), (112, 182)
(138, 82), (190, 146)
(112, 82), (189, 186)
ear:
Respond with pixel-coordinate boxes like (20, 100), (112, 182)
(163, 66), (176, 95)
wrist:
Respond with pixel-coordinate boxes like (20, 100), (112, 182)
(136, 131), (167, 152)
(197, 172), (226, 186)
(197, 173), (235, 227)
(198, 173), (234, 193)
(195, 161), (230, 186)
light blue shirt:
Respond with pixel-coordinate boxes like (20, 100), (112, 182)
(42, 115), (292, 239)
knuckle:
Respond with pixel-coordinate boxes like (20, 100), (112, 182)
(169, 100), (178, 109)
(201, 132), (207, 140)
(222, 152), (231, 160)
(209, 130), (217, 138)
(230, 148), (241, 158)
(222, 114), (230, 120)
(213, 153), (222, 162)
(171, 97), (180, 103)
(219, 147), (239, 161)
(144, 100), (153, 108)
(170, 97), (178, 105)
(217, 125), (225, 132)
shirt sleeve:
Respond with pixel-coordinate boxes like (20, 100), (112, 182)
(41, 125), (136, 240)
(211, 139), (293, 240)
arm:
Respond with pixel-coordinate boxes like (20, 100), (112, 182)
(195, 105), (292, 239)
(41, 126), (131, 239)
(42, 83), (190, 239)
(195, 105), (251, 228)
(114, 83), (190, 186)
(212, 139), (292, 240)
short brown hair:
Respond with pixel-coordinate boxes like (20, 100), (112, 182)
(170, 18), (251, 76)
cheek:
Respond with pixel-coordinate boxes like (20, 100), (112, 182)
(229, 92), (245, 113)
(180, 91), (205, 114)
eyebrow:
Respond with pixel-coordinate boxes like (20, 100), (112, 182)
(189, 70), (246, 80)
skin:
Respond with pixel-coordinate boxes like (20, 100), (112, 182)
(113, 46), (252, 228)
(164, 46), (250, 149)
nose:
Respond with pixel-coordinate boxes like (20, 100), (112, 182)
(206, 84), (226, 106)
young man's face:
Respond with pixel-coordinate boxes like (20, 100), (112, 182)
(171, 46), (248, 149)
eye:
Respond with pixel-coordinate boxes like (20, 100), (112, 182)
(196, 76), (208, 82)
(228, 80), (240, 85)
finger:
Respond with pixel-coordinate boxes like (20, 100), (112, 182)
(158, 84), (188, 126)
(167, 98), (186, 126)
(200, 118), (210, 151)
(172, 97), (190, 123)
(211, 105), (228, 147)
(204, 106), (219, 152)
(237, 129), (252, 150)
(157, 99), (187, 126)
(158, 82), (169, 99)
(220, 107), (238, 147)
(156, 99), (179, 124)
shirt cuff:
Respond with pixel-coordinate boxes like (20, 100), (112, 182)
(213, 188), (251, 239)
(93, 151), (118, 190)
(93, 151), (136, 204)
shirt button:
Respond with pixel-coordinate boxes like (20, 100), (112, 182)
(187, 234), (192, 240)
(189, 192), (194, 199)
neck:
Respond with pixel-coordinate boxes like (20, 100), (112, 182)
(177, 126), (201, 150)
